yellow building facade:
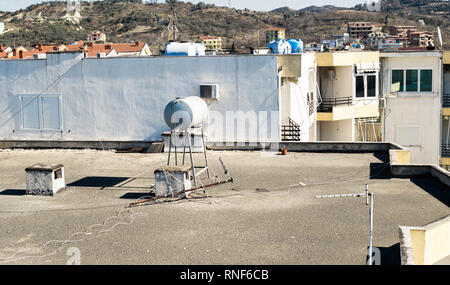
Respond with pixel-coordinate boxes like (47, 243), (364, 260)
(201, 37), (222, 51)
(266, 28), (286, 43)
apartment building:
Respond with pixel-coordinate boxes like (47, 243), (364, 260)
(408, 31), (434, 47)
(380, 51), (442, 164)
(347, 22), (376, 41)
(87, 31), (106, 42)
(1, 47), (448, 164)
(390, 26), (416, 39)
(266, 27), (286, 43)
(315, 52), (381, 142)
(200, 37), (222, 51)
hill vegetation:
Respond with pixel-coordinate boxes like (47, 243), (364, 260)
(0, 0), (447, 52)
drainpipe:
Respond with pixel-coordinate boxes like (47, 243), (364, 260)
(278, 65), (283, 142)
(439, 53), (443, 165)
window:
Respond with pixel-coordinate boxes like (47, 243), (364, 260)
(21, 97), (40, 129)
(20, 95), (62, 130)
(420, 70), (432, 92)
(392, 70), (404, 92)
(405, 70), (418, 92)
(367, 75), (376, 97)
(356, 76), (365, 98)
(391, 69), (432, 93)
(42, 97), (61, 129)
(355, 73), (378, 99)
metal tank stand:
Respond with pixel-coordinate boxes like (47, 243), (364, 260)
(167, 125), (210, 188)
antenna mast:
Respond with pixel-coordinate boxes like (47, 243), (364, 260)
(166, 0), (179, 42)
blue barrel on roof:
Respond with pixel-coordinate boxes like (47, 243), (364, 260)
(267, 39), (291, 55)
(288, 39), (304, 54)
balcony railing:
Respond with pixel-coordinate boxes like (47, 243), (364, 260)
(281, 117), (301, 142)
(442, 144), (450, 158)
(317, 96), (353, 113)
(443, 94), (450, 108)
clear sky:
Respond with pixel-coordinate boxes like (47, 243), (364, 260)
(0, 0), (364, 12)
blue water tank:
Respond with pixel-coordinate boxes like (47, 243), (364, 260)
(267, 39), (291, 55)
(288, 39), (304, 54)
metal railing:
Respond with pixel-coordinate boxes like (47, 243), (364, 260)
(442, 144), (450, 158)
(317, 96), (353, 113)
(443, 94), (450, 108)
(309, 100), (316, 116)
(281, 117), (301, 142)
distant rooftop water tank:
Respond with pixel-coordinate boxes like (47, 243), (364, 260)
(193, 43), (206, 56)
(287, 39), (304, 54)
(165, 42), (196, 56)
(267, 39), (291, 55)
(164, 96), (208, 130)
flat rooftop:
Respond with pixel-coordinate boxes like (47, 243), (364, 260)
(0, 150), (448, 265)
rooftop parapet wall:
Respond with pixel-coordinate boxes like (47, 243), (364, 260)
(399, 215), (450, 265)
(444, 51), (450, 65)
(208, 141), (450, 188)
(316, 51), (379, 67)
(277, 54), (302, 78)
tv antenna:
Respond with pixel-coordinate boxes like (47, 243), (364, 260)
(163, 0), (179, 42)
(315, 183), (376, 265)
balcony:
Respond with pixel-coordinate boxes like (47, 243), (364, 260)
(443, 94), (450, 108)
(316, 96), (380, 122)
(442, 144), (450, 158)
(317, 97), (353, 113)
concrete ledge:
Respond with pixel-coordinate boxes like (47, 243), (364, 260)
(399, 215), (450, 265)
(391, 164), (450, 187)
(207, 141), (394, 153)
(0, 140), (404, 153)
(0, 140), (162, 150)
(398, 226), (416, 265)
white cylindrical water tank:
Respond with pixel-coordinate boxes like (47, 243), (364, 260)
(164, 96), (208, 130)
(194, 43), (206, 56)
(165, 42), (196, 56)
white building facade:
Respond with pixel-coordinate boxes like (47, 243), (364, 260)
(380, 51), (442, 165)
(0, 52), (317, 145)
(366, 0), (382, 12)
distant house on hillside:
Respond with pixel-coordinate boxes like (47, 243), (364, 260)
(366, 0), (382, 12)
(200, 37), (222, 51)
(266, 27), (286, 43)
(29, 41), (152, 58)
(87, 31), (106, 43)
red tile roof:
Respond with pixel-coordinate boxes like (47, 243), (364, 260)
(266, 27), (285, 31)
(1, 41), (147, 60)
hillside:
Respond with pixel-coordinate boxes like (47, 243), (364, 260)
(0, 0), (448, 52)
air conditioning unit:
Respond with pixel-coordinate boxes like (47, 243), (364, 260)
(200, 84), (220, 100)
(379, 97), (386, 109)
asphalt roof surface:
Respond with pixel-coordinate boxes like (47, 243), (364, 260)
(0, 149), (448, 265)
